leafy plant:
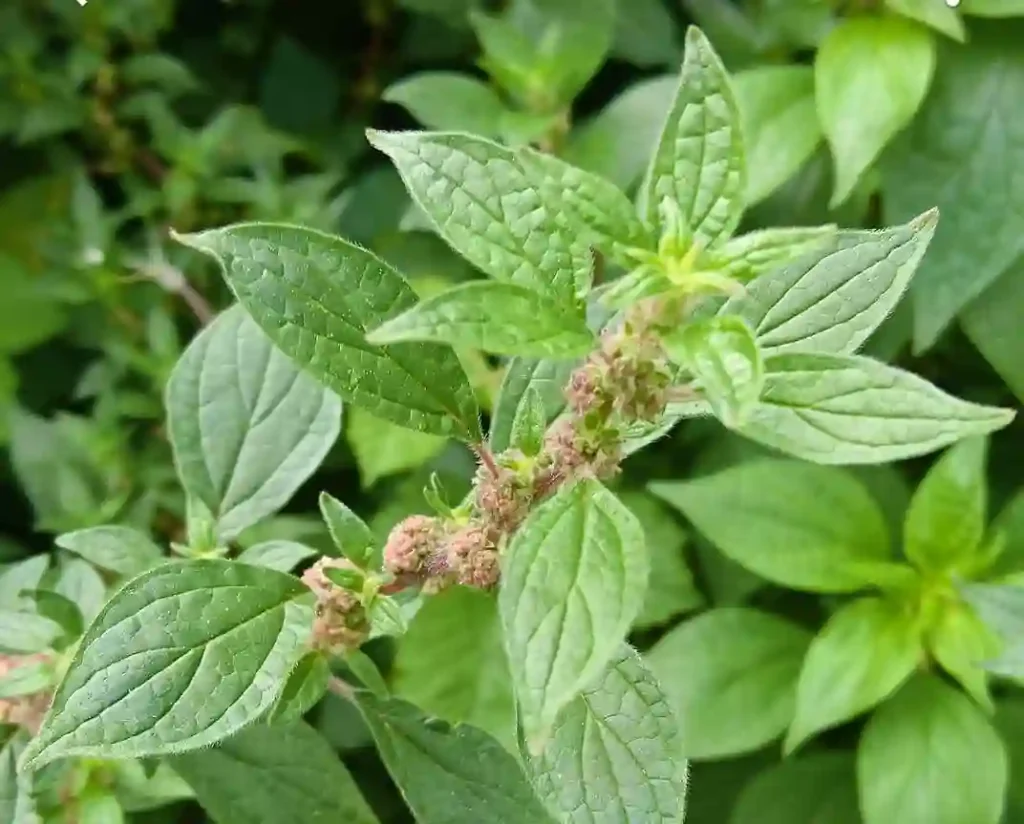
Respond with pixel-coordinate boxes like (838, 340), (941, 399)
(3, 1), (1024, 823)
(2, 20), (1017, 824)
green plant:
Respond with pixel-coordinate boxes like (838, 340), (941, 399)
(3, 23), (1017, 824)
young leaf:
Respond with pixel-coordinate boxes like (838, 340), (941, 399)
(366, 130), (591, 304)
(926, 600), (999, 710)
(367, 281), (595, 358)
(737, 352), (1015, 465)
(22, 560), (313, 769)
(858, 675), (1007, 824)
(815, 16), (936, 206)
(383, 73), (508, 136)
(883, 26), (1024, 350)
(0, 556), (48, 610)
(268, 651), (330, 723)
(651, 459), (907, 592)
(733, 65), (823, 206)
(166, 304), (342, 539)
(499, 479), (648, 749)
(489, 357), (575, 453)
(170, 721), (379, 824)
(509, 386), (546, 457)
(623, 492), (703, 630)
(786, 596), (920, 753)
(55, 526), (163, 578)
(647, 608), (811, 759)
(347, 406), (446, 488)
(173, 224), (481, 441)
(719, 213), (937, 357)
(710, 225), (836, 283)
(391, 586), (514, 749)
(235, 540), (318, 572)
(318, 492), (375, 567)
(732, 753), (860, 824)
(528, 646), (689, 822)
(355, 692), (553, 824)
(904, 437), (988, 573)
(641, 26), (745, 247)
(662, 316), (764, 429)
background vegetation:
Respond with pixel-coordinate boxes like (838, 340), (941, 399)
(1, 0), (1023, 821)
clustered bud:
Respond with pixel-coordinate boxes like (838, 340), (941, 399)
(542, 417), (621, 483)
(474, 465), (531, 532)
(0, 654), (51, 733)
(444, 522), (500, 590)
(382, 514), (442, 578)
(301, 558), (369, 653)
(572, 330), (672, 423)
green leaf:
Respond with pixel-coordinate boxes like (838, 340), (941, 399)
(663, 317), (764, 429)
(647, 608), (811, 759)
(0, 557), (48, 611)
(109, 760), (194, 813)
(355, 692), (553, 824)
(22, 560), (313, 769)
(962, 0), (1024, 16)
(509, 386), (546, 457)
(367, 281), (595, 358)
(392, 586), (514, 749)
(858, 675), (1007, 824)
(996, 698), (1024, 821)
(815, 16), (936, 207)
(366, 130), (591, 304)
(347, 406), (446, 487)
(736, 352), (1015, 465)
(962, 257), (1024, 405)
(499, 479), (648, 749)
(719, 213), (937, 357)
(885, 0), (965, 40)
(517, 147), (654, 266)
(0, 658), (54, 699)
(565, 75), (677, 190)
(786, 595), (920, 752)
(55, 526), (163, 577)
(960, 581), (1024, 677)
(904, 437), (988, 573)
(170, 721), (379, 824)
(622, 492), (703, 630)
(268, 651), (330, 722)
(165, 304), (342, 539)
(732, 66), (823, 205)
(489, 357), (574, 453)
(710, 225), (836, 283)
(882, 22), (1024, 350)
(318, 493), (375, 567)
(528, 646), (688, 822)
(235, 540), (318, 572)
(173, 223), (481, 441)
(641, 27), (745, 247)
(383, 73), (508, 136)
(611, 0), (680, 67)
(926, 600), (999, 710)
(0, 731), (40, 824)
(0, 610), (63, 654)
(651, 459), (907, 592)
(731, 753), (860, 824)
(27, 589), (83, 643)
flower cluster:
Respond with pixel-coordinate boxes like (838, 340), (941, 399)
(301, 558), (370, 653)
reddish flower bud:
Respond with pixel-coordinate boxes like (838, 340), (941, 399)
(303, 557), (369, 653)
(445, 523), (501, 590)
(474, 466), (530, 532)
(382, 514), (442, 577)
